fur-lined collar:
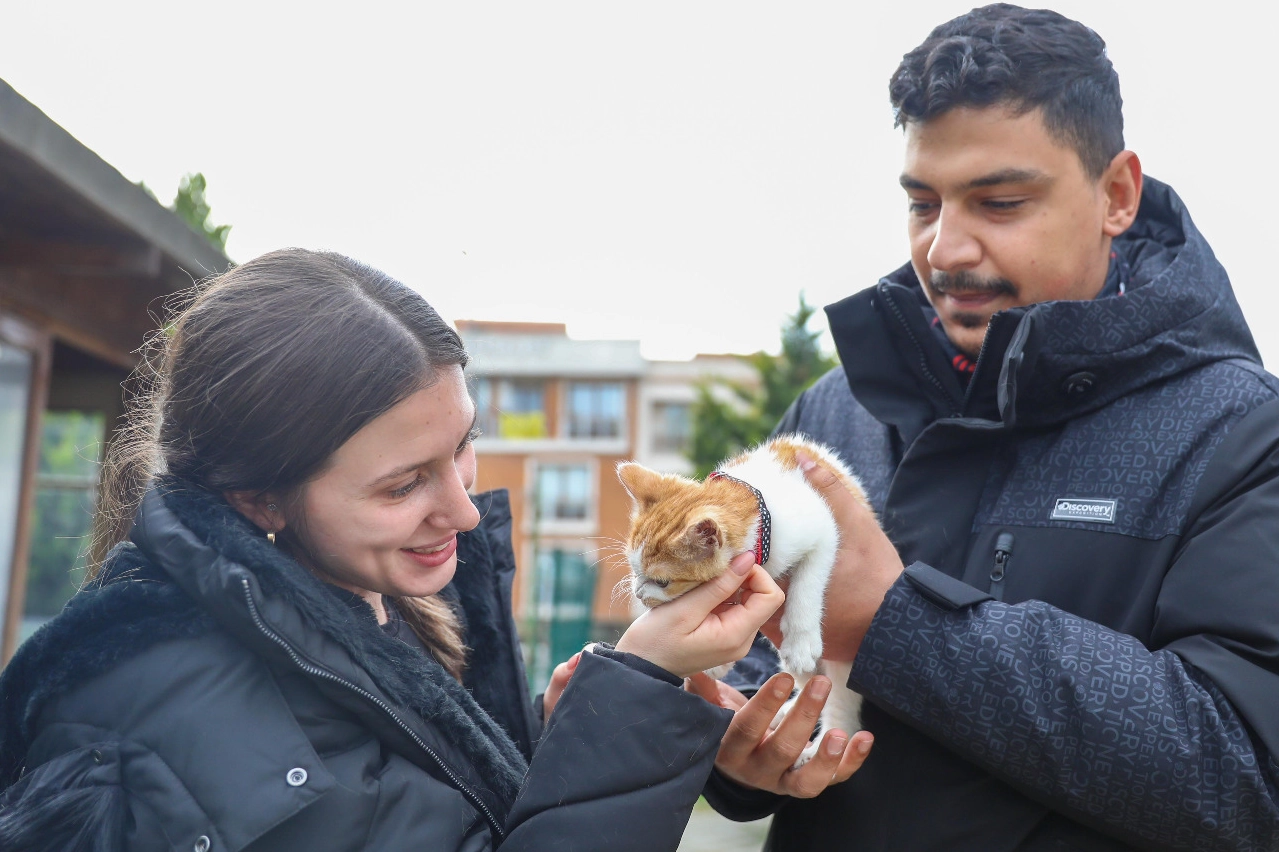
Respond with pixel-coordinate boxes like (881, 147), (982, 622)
(0, 480), (529, 829)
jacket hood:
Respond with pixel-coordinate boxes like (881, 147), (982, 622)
(828, 177), (1262, 438)
(0, 482), (530, 826)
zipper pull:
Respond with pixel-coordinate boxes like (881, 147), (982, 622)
(990, 532), (1014, 601)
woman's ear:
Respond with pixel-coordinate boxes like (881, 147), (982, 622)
(224, 490), (285, 533)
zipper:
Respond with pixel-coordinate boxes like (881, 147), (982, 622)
(239, 577), (505, 840)
(989, 532), (1014, 601)
(879, 282), (962, 414)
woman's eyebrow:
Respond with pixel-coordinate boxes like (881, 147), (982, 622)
(367, 411), (478, 489)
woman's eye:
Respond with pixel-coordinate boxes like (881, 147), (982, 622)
(457, 426), (482, 455)
(389, 475), (423, 498)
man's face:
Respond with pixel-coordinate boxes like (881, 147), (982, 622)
(901, 106), (1114, 358)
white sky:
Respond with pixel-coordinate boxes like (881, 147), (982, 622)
(3, 1), (1274, 364)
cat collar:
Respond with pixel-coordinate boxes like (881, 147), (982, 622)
(708, 471), (772, 566)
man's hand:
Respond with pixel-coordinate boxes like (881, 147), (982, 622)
(688, 671), (873, 797)
(761, 453), (905, 662)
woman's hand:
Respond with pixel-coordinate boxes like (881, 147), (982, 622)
(687, 671), (874, 796)
(760, 453), (904, 662)
(541, 651), (581, 720)
(616, 553), (784, 678)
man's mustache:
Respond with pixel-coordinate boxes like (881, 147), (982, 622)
(929, 271), (1017, 298)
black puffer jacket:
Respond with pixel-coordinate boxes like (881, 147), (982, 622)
(707, 178), (1279, 850)
(0, 482), (730, 851)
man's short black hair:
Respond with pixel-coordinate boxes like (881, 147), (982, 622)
(889, 4), (1123, 178)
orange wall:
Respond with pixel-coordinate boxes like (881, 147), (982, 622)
(595, 453), (635, 623)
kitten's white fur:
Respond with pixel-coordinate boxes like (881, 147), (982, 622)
(625, 435), (866, 767)
(719, 437), (865, 765)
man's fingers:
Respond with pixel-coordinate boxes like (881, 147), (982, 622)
(764, 676), (831, 762)
(782, 729), (850, 798)
(831, 731), (874, 784)
(796, 451), (861, 520)
(716, 673), (794, 767)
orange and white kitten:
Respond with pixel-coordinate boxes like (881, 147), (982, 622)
(617, 434), (871, 763)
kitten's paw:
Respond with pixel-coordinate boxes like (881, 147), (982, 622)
(793, 738), (822, 770)
(779, 639), (823, 677)
(702, 663), (734, 680)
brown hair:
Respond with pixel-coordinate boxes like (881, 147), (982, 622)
(91, 248), (470, 677)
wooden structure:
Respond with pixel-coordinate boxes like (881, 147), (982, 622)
(0, 78), (229, 660)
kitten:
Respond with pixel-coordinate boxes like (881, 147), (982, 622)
(617, 434), (872, 765)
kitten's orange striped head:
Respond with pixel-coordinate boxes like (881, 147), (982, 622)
(617, 462), (758, 607)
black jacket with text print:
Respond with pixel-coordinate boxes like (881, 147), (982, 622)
(706, 177), (1279, 851)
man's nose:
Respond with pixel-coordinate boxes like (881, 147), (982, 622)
(926, 208), (982, 272)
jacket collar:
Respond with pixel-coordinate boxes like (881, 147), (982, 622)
(828, 177), (1261, 444)
(1, 480), (530, 831)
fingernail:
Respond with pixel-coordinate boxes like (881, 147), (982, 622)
(732, 555), (753, 575)
(568, 652), (581, 670)
(773, 676), (794, 700)
(795, 452), (816, 472)
(826, 734), (847, 756)
(811, 678), (831, 700)
(857, 738), (872, 756)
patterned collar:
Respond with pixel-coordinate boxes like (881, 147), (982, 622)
(707, 471), (772, 566)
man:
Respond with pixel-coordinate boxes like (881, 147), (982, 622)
(698, 5), (1279, 849)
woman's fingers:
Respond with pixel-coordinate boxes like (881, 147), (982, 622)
(685, 671), (749, 711)
(615, 562), (783, 677)
(541, 651), (581, 719)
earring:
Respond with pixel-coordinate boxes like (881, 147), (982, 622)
(267, 531), (277, 545)
(268, 503), (278, 512)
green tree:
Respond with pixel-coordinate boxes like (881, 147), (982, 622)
(171, 172), (231, 250)
(688, 295), (837, 478)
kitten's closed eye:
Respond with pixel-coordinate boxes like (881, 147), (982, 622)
(651, 578), (670, 588)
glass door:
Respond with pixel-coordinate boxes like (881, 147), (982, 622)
(0, 314), (49, 661)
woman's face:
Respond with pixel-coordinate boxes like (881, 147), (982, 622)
(286, 366), (481, 607)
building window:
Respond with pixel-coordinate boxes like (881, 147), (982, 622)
(472, 378), (547, 439)
(535, 463), (590, 521)
(22, 411), (103, 644)
(651, 401), (692, 453)
(566, 382), (624, 439)
(525, 547), (596, 692)
(0, 343), (34, 631)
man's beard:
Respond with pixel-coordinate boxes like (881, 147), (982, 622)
(929, 270), (1017, 329)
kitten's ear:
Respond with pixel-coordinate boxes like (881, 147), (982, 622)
(617, 462), (663, 507)
(684, 517), (722, 560)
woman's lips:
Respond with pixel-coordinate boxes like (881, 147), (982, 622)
(402, 536), (457, 568)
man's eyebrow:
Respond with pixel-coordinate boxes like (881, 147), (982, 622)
(899, 168), (1050, 192)
(367, 410), (478, 488)
(900, 174), (932, 191)
(964, 168), (1050, 189)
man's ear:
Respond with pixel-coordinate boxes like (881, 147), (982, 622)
(1102, 150), (1143, 238)
(224, 490), (285, 533)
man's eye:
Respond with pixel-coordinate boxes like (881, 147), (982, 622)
(908, 200), (937, 215)
(984, 199), (1026, 211)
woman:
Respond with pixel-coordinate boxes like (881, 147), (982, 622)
(0, 249), (782, 851)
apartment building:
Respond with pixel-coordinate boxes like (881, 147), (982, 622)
(457, 320), (756, 689)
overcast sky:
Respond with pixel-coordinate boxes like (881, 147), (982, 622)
(3, 1), (1274, 364)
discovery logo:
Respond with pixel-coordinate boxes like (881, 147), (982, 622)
(1050, 498), (1117, 524)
